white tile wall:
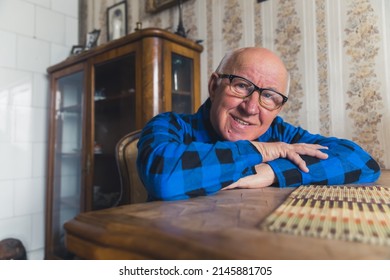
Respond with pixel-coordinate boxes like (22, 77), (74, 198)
(32, 73), (49, 108)
(32, 143), (47, 178)
(65, 16), (79, 46)
(0, 142), (15, 180)
(36, 7), (66, 44)
(13, 106), (34, 143)
(10, 77), (33, 107)
(30, 212), (45, 251)
(12, 142), (33, 179)
(50, 43), (71, 66)
(52, 0), (78, 18)
(0, 180), (14, 220)
(25, 0), (51, 8)
(0, 105), (12, 143)
(32, 108), (48, 143)
(0, 1), (35, 36)
(28, 249), (45, 260)
(0, 31), (17, 68)
(0, 0), (78, 259)
(17, 37), (51, 73)
(14, 177), (45, 216)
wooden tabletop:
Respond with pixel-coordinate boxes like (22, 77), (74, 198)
(64, 170), (390, 260)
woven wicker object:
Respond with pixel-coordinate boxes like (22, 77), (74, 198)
(262, 185), (390, 246)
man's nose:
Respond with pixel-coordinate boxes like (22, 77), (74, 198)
(241, 91), (260, 115)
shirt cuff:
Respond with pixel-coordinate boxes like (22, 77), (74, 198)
(267, 159), (303, 188)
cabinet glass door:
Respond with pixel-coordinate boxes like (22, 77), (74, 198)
(51, 71), (84, 259)
(171, 53), (193, 114)
(93, 54), (136, 210)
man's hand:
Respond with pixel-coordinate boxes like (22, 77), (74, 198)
(250, 141), (329, 173)
(222, 163), (275, 190)
(222, 142), (329, 191)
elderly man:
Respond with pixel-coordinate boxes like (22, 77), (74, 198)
(137, 47), (380, 200)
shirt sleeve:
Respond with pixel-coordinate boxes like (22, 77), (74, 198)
(137, 113), (262, 200)
(266, 117), (381, 187)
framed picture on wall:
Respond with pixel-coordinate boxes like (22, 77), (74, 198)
(107, 1), (128, 41)
(146, 0), (189, 14)
(70, 45), (84, 56)
(85, 29), (101, 50)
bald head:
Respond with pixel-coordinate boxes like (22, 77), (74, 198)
(208, 47), (290, 141)
(215, 47), (290, 96)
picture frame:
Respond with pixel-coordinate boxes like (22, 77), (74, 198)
(145, 0), (189, 14)
(85, 29), (101, 50)
(107, 1), (128, 41)
(70, 45), (84, 56)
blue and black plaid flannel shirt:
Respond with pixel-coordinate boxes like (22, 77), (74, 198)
(137, 98), (381, 200)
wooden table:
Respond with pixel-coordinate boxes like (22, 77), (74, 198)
(64, 170), (390, 259)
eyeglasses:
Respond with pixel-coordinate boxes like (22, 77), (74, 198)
(218, 73), (288, 110)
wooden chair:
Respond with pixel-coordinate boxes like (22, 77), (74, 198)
(116, 130), (148, 204)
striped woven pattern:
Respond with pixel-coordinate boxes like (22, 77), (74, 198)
(262, 185), (390, 246)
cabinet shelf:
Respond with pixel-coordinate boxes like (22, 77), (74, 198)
(94, 92), (133, 102)
(95, 94), (134, 116)
(60, 104), (81, 113)
(172, 90), (191, 96)
(60, 195), (80, 209)
(93, 152), (115, 158)
(59, 152), (81, 158)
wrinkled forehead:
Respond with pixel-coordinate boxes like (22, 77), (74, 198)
(227, 49), (289, 94)
(236, 49), (285, 71)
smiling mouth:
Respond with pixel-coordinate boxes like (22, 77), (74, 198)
(233, 116), (251, 126)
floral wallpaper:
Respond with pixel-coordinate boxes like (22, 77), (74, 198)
(98, 0), (108, 44)
(254, 0), (263, 47)
(206, 1), (213, 76)
(316, 0), (331, 136)
(222, 0), (243, 49)
(79, 0), (88, 44)
(183, 0), (198, 40)
(274, 0), (303, 126)
(344, 0), (384, 167)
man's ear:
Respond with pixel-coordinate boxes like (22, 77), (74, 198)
(208, 73), (219, 102)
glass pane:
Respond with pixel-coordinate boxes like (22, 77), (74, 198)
(52, 71), (84, 259)
(171, 53), (193, 113)
(93, 54), (136, 210)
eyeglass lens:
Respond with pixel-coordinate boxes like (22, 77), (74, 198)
(230, 76), (284, 109)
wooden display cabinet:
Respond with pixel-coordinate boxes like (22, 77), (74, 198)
(45, 28), (203, 259)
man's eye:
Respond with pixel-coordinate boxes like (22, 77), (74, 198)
(236, 82), (248, 89)
(262, 92), (274, 99)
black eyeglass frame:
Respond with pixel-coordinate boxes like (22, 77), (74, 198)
(217, 73), (288, 110)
